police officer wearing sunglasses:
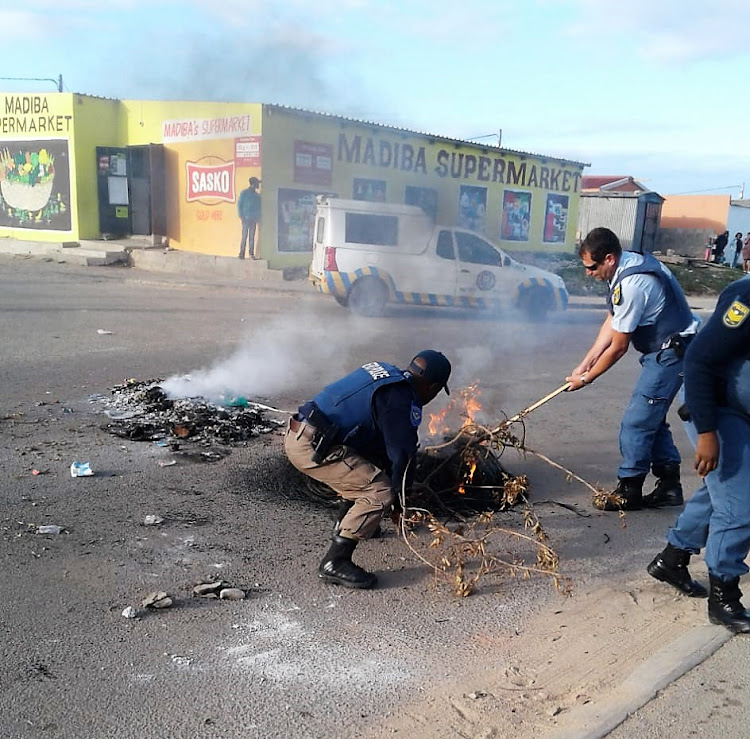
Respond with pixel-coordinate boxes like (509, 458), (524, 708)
(565, 227), (699, 511)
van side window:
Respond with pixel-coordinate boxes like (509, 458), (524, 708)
(315, 217), (325, 244)
(345, 213), (398, 246)
(456, 232), (502, 266)
(436, 230), (455, 260)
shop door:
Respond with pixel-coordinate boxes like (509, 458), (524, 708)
(96, 147), (131, 236)
(128, 144), (166, 237)
(96, 145), (167, 238)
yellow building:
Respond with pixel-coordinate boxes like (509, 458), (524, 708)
(0, 93), (587, 269)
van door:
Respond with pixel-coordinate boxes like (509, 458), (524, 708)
(418, 228), (457, 299)
(454, 231), (517, 306)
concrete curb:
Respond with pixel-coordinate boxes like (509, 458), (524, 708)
(128, 248), (286, 283)
(547, 625), (732, 739)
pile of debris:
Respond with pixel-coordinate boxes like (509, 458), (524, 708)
(98, 379), (283, 451)
(413, 430), (527, 514)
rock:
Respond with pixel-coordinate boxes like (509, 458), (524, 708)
(219, 588), (246, 601)
(121, 606), (138, 618)
(142, 591), (173, 609)
(143, 515), (164, 526)
(193, 580), (225, 597)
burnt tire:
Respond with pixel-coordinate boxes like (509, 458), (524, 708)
(348, 277), (388, 317)
(519, 287), (553, 322)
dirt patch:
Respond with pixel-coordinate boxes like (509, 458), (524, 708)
(365, 572), (707, 739)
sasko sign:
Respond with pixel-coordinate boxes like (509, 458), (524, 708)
(185, 159), (236, 203)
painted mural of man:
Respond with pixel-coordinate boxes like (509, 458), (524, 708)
(237, 176), (261, 260)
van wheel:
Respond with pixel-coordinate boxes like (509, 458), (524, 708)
(348, 277), (388, 317)
(519, 287), (553, 322)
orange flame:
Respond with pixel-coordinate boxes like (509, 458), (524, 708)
(428, 406), (449, 437)
(458, 453), (478, 494)
(426, 381), (482, 439)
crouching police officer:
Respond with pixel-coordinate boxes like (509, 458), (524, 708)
(284, 350), (452, 590)
(648, 276), (750, 633)
(565, 227), (699, 511)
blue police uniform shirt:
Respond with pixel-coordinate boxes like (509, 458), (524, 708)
(609, 252), (699, 347)
(684, 275), (750, 434)
(609, 252), (665, 334)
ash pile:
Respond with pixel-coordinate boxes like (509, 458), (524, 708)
(98, 379), (284, 459)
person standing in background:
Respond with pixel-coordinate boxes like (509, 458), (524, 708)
(713, 230), (729, 264)
(732, 231), (742, 269)
(237, 177), (261, 260)
(743, 233), (750, 274)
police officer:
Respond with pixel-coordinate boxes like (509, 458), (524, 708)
(284, 350), (452, 589)
(647, 276), (750, 633)
(565, 227), (699, 511)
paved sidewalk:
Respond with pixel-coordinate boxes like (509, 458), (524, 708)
(0, 236), (722, 313)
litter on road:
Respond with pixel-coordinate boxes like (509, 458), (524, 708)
(70, 461), (94, 477)
(36, 524), (64, 535)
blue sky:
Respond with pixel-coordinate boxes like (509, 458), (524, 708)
(1, 0), (748, 196)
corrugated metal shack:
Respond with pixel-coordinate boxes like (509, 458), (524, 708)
(577, 176), (664, 253)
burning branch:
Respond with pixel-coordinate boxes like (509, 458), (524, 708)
(393, 381), (618, 596)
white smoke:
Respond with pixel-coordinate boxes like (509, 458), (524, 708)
(161, 315), (340, 404)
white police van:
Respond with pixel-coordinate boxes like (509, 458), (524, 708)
(309, 196), (568, 320)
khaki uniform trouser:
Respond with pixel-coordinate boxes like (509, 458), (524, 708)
(284, 418), (393, 540)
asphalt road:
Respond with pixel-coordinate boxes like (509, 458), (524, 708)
(1, 254), (747, 739)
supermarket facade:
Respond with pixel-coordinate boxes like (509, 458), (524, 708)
(0, 92), (588, 270)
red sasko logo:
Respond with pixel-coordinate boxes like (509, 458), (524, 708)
(185, 160), (236, 203)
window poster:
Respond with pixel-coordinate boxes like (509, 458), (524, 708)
(405, 186), (438, 222)
(353, 178), (386, 202)
(543, 193), (569, 244)
(277, 188), (336, 252)
(458, 185), (487, 232)
(500, 189), (531, 242)
(294, 141), (332, 186)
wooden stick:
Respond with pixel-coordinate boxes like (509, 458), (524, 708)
(491, 382), (571, 433)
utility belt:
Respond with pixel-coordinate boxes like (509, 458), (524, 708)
(290, 403), (340, 464)
(661, 333), (694, 359)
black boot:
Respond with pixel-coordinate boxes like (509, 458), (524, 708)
(319, 534), (377, 589)
(647, 543), (707, 597)
(594, 476), (645, 511)
(643, 464), (684, 508)
(708, 575), (750, 633)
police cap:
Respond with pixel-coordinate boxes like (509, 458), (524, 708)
(408, 350), (451, 395)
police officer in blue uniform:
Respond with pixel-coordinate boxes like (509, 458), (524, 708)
(647, 276), (750, 632)
(284, 350), (452, 589)
(566, 227), (699, 511)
